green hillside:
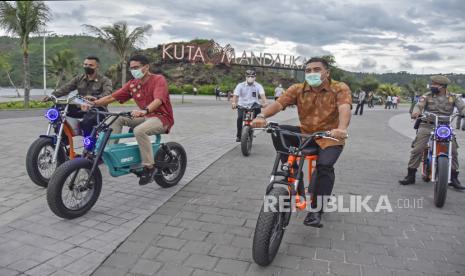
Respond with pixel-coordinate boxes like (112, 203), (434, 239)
(0, 35), (118, 88)
(1, 35), (464, 94)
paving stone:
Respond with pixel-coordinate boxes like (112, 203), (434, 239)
(214, 258), (250, 274)
(129, 259), (163, 275)
(183, 254), (219, 270)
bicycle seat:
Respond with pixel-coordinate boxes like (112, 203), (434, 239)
(301, 146), (319, 156)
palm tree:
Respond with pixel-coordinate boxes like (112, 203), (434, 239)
(377, 83), (402, 97)
(47, 49), (78, 89)
(83, 21), (151, 86)
(0, 54), (20, 97)
(0, 1), (51, 108)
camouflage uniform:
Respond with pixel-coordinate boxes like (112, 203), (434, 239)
(408, 91), (465, 170)
(400, 75), (465, 189)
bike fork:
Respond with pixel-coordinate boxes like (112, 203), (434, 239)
(52, 121), (65, 164)
(84, 130), (111, 188)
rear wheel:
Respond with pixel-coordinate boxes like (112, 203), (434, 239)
(154, 142), (187, 188)
(26, 137), (67, 187)
(241, 125), (253, 156)
(47, 158), (102, 219)
(252, 187), (289, 266)
(434, 156), (449, 208)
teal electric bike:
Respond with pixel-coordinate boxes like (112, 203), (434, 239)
(46, 109), (187, 219)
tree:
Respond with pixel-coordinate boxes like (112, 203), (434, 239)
(0, 1), (51, 108)
(447, 84), (464, 94)
(404, 78), (428, 97)
(0, 54), (20, 97)
(47, 49), (78, 89)
(340, 74), (360, 92)
(83, 21), (151, 87)
(360, 75), (380, 92)
(377, 83), (402, 97)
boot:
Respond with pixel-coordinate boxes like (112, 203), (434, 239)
(303, 212), (323, 228)
(450, 170), (465, 190)
(399, 168), (416, 185)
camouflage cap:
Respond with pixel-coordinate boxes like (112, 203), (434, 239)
(430, 75), (451, 85)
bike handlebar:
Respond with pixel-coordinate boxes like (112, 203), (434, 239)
(421, 111), (459, 119)
(256, 123), (343, 153)
(90, 109), (132, 118)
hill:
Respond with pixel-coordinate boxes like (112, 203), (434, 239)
(1, 35), (464, 93)
(0, 35), (118, 88)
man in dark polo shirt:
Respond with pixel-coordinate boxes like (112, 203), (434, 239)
(44, 56), (113, 136)
(85, 55), (174, 185)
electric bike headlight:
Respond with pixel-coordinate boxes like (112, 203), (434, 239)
(83, 136), (95, 151)
(436, 125), (451, 139)
(45, 108), (59, 122)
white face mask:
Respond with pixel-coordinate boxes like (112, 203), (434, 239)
(246, 76), (255, 84)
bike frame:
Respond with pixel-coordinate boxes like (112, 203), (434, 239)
(423, 112), (456, 183)
(239, 104), (261, 127)
(263, 124), (335, 212)
(43, 95), (84, 163)
(82, 110), (177, 187)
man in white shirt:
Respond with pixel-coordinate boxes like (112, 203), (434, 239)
(392, 95), (398, 109)
(232, 69), (267, 142)
(354, 89), (366, 115)
(274, 84), (284, 100)
(385, 95), (392, 109)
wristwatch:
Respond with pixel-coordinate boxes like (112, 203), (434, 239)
(256, 113), (266, 119)
(143, 108), (150, 114)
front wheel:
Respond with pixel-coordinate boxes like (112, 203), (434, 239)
(252, 187), (289, 266)
(47, 158), (102, 219)
(241, 125), (253, 156)
(26, 137), (67, 187)
(154, 142), (187, 188)
(434, 156), (449, 208)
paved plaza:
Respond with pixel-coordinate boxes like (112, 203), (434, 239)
(0, 102), (464, 276)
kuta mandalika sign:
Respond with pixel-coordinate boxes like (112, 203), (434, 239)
(161, 40), (307, 70)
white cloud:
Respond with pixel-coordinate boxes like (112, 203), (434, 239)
(1, 0), (464, 74)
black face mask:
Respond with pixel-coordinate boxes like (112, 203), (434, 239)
(84, 67), (95, 75)
(430, 87), (440, 94)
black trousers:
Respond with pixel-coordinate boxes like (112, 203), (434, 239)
(355, 100), (365, 115)
(236, 107), (261, 138)
(271, 125), (343, 209)
(67, 106), (106, 137)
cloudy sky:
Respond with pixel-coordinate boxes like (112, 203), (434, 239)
(11, 0), (465, 74)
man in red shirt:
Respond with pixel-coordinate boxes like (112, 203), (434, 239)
(84, 55), (174, 185)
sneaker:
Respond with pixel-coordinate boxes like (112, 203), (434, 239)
(236, 137), (241, 142)
(139, 166), (155, 185)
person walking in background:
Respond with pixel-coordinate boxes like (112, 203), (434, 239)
(385, 94), (392, 109)
(274, 84), (284, 100)
(215, 85), (221, 101)
(354, 89), (366, 115)
(392, 95), (398, 109)
(367, 91), (374, 108)
(456, 93), (465, 130)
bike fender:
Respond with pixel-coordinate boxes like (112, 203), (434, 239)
(437, 153), (449, 158)
(266, 182), (289, 195)
(39, 135), (57, 144)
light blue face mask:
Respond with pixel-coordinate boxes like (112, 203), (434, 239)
(131, 68), (145, 79)
(305, 73), (322, 87)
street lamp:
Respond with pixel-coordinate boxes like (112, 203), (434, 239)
(41, 30), (52, 95)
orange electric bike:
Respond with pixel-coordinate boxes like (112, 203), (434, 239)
(252, 122), (339, 266)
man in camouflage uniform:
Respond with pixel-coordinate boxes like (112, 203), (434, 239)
(44, 56), (112, 137)
(399, 75), (465, 190)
